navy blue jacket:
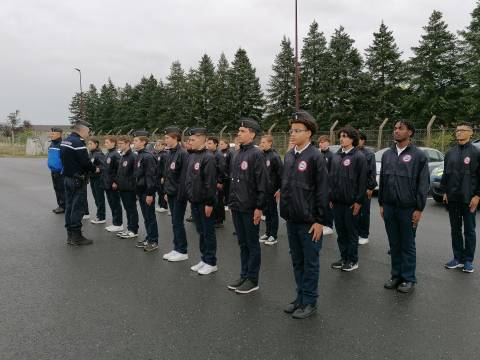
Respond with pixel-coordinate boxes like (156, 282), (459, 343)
(102, 148), (121, 190)
(357, 146), (378, 191)
(185, 148), (217, 206)
(263, 148), (283, 195)
(164, 144), (189, 201)
(320, 148), (333, 173)
(116, 149), (137, 192)
(89, 148), (105, 179)
(60, 132), (95, 177)
(134, 148), (157, 196)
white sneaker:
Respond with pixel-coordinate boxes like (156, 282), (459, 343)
(190, 261), (206, 272)
(167, 211), (172, 216)
(90, 218), (106, 224)
(264, 236), (278, 246)
(198, 264), (218, 275)
(82, 215), (90, 220)
(155, 207), (162, 213)
(119, 231), (138, 239)
(323, 226), (334, 235)
(259, 234), (268, 243)
(261, 215), (266, 221)
(158, 207), (168, 213)
(163, 250), (175, 260)
(105, 225), (124, 232)
(359, 237), (369, 245)
(168, 251), (189, 262)
(224, 206), (229, 211)
(116, 230), (128, 237)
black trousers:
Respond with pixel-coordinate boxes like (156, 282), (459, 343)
(333, 203), (359, 264)
(105, 189), (123, 226)
(64, 177), (87, 234)
(51, 172), (65, 208)
(448, 201), (476, 263)
(120, 191), (139, 233)
(232, 210), (261, 283)
(215, 188), (225, 224)
(90, 176), (106, 220)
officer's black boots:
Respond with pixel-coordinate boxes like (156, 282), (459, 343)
(68, 232), (93, 246)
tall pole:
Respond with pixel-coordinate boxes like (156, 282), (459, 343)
(74, 68), (85, 121)
(294, 0), (300, 111)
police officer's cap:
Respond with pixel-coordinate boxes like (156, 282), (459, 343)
(73, 120), (93, 129)
(133, 129), (150, 137)
(238, 117), (261, 133)
(188, 127), (207, 136)
(164, 126), (181, 135)
(51, 127), (63, 133)
(291, 110), (317, 134)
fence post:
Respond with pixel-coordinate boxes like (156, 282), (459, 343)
(127, 129), (134, 136)
(182, 127), (189, 143)
(219, 125), (228, 139)
(268, 122), (278, 135)
(426, 115), (437, 147)
(440, 125), (445, 152)
(377, 118), (389, 150)
(329, 120), (339, 144)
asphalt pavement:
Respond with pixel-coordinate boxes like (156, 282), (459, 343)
(1, 157), (479, 360)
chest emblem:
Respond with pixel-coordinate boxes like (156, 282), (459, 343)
(402, 154), (412, 163)
(240, 161), (248, 170)
(170, 162), (176, 170)
(464, 156), (471, 165)
(194, 162), (200, 171)
(122, 161), (128, 167)
(342, 158), (351, 167)
(106, 158), (111, 164)
(298, 160), (307, 172)
(266, 160), (271, 167)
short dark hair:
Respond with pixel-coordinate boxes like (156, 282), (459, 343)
(116, 135), (131, 143)
(338, 125), (359, 147)
(318, 135), (330, 143)
(89, 138), (100, 146)
(290, 110), (317, 136)
(358, 131), (367, 141)
(105, 135), (117, 145)
(207, 137), (219, 145)
(456, 121), (473, 129)
(394, 120), (416, 137)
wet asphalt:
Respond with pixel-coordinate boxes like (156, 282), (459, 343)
(0, 157), (479, 360)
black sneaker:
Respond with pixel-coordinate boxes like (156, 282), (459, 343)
(70, 232), (93, 246)
(227, 277), (246, 291)
(384, 278), (402, 290)
(144, 242), (159, 252)
(292, 304), (317, 319)
(341, 262), (359, 272)
(135, 240), (147, 248)
(214, 222), (224, 229)
(284, 301), (300, 314)
(331, 259), (343, 269)
(397, 281), (415, 293)
(53, 207), (65, 214)
(235, 279), (259, 294)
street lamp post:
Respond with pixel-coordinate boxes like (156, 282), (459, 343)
(294, 0), (300, 111)
(74, 68), (85, 121)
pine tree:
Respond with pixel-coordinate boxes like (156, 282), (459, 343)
(459, 1), (480, 123)
(228, 48), (265, 128)
(365, 21), (405, 121)
(115, 83), (140, 132)
(267, 36), (295, 126)
(135, 75), (158, 129)
(85, 84), (99, 129)
(211, 53), (234, 130)
(190, 54), (216, 128)
(97, 78), (118, 131)
(300, 21), (331, 127)
(406, 10), (465, 126)
(165, 61), (189, 129)
(68, 93), (83, 124)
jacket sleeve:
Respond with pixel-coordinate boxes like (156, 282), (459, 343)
(475, 149), (480, 197)
(273, 153), (283, 192)
(416, 153), (430, 211)
(254, 151), (268, 211)
(378, 153), (386, 207)
(111, 152), (121, 184)
(216, 151), (226, 184)
(95, 152), (106, 173)
(76, 142), (96, 174)
(314, 154), (329, 225)
(355, 153), (368, 204)
(177, 151), (189, 201)
(439, 152), (449, 193)
(145, 155), (157, 196)
(204, 155), (217, 206)
(366, 152), (377, 190)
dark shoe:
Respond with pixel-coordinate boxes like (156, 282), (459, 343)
(70, 232), (93, 246)
(144, 242), (159, 252)
(214, 222), (224, 229)
(53, 207), (65, 214)
(292, 304), (317, 319)
(227, 277), (246, 291)
(284, 301), (300, 314)
(384, 278), (402, 290)
(341, 262), (359, 272)
(66, 232), (73, 245)
(235, 279), (259, 294)
(397, 282), (415, 293)
(135, 240), (148, 248)
(186, 216), (193, 223)
(331, 259), (343, 269)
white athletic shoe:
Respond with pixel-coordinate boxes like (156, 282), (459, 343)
(119, 231), (138, 239)
(224, 206), (229, 211)
(190, 261), (206, 272)
(167, 211), (172, 216)
(168, 251), (189, 262)
(158, 207), (168, 213)
(116, 230), (128, 237)
(198, 264), (218, 275)
(163, 250), (175, 260)
(358, 237), (369, 245)
(323, 226), (334, 235)
(261, 215), (266, 221)
(90, 218), (106, 224)
(259, 234), (269, 243)
(105, 225), (124, 232)
(264, 236), (278, 246)
(82, 215), (90, 220)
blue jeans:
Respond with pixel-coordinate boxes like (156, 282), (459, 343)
(264, 194), (279, 239)
(357, 197), (371, 239)
(383, 204), (417, 283)
(138, 193), (158, 243)
(232, 210), (261, 283)
(90, 176), (105, 220)
(64, 177), (87, 233)
(191, 202), (217, 266)
(286, 222), (323, 306)
(448, 201), (476, 263)
(120, 191), (139, 233)
(333, 203), (359, 263)
(167, 195), (188, 254)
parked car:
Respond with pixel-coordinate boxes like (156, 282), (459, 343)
(375, 146), (445, 191)
(430, 140), (480, 203)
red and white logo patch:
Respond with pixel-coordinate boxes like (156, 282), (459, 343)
(402, 154), (412, 163)
(464, 156), (471, 165)
(170, 162), (176, 170)
(194, 162), (200, 171)
(240, 161), (248, 170)
(122, 161), (128, 167)
(266, 160), (271, 167)
(106, 158), (111, 164)
(342, 158), (351, 167)
(298, 160), (307, 172)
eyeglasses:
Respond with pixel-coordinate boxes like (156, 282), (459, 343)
(456, 129), (472, 133)
(289, 129), (309, 134)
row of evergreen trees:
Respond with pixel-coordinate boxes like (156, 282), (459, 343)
(69, 6), (480, 132)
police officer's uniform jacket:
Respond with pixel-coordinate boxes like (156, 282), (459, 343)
(185, 148), (217, 206)
(440, 142), (480, 203)
(60, 132), (96, 177)
(378, 143), (430, 211)
(134, 148), (157, 196)
(280, 144), (329, 225)
(228, 142), (268, 212)
(164, 144), (189, 201)
(263, 148), (283, 195)
(117, 149), (137, 192)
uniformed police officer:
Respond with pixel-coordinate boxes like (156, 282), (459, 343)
(440, 122), (480, 273)
(48, 127), (65, 214)
(163, 126), (190, 262)
(357, 131), (378, 245)
(186, 128), (218, 275)
(60, 120), (96, 245)
(378, 120), (429, 293)
(330, 126), (367, 272)
(227, 118), (268, 294)
(280, 110), (329, 319)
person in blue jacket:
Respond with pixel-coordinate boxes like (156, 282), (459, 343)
(48, 127), (65, 214)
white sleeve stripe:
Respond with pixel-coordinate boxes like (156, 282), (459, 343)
(49, 148), (61, 151)
(60, 144), (87, 151)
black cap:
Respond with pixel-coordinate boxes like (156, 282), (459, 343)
(290, 110), (317, 135)
(187, 127), (207, 136)
(238, 117), (261, 133)
(164, 126), (181, 135)
(51, 127), (63, 133)
(73, 120), (92, 129)
(133, 129), (149, 137)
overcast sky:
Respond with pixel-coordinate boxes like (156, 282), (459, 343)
(0, 0), (476, 125)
